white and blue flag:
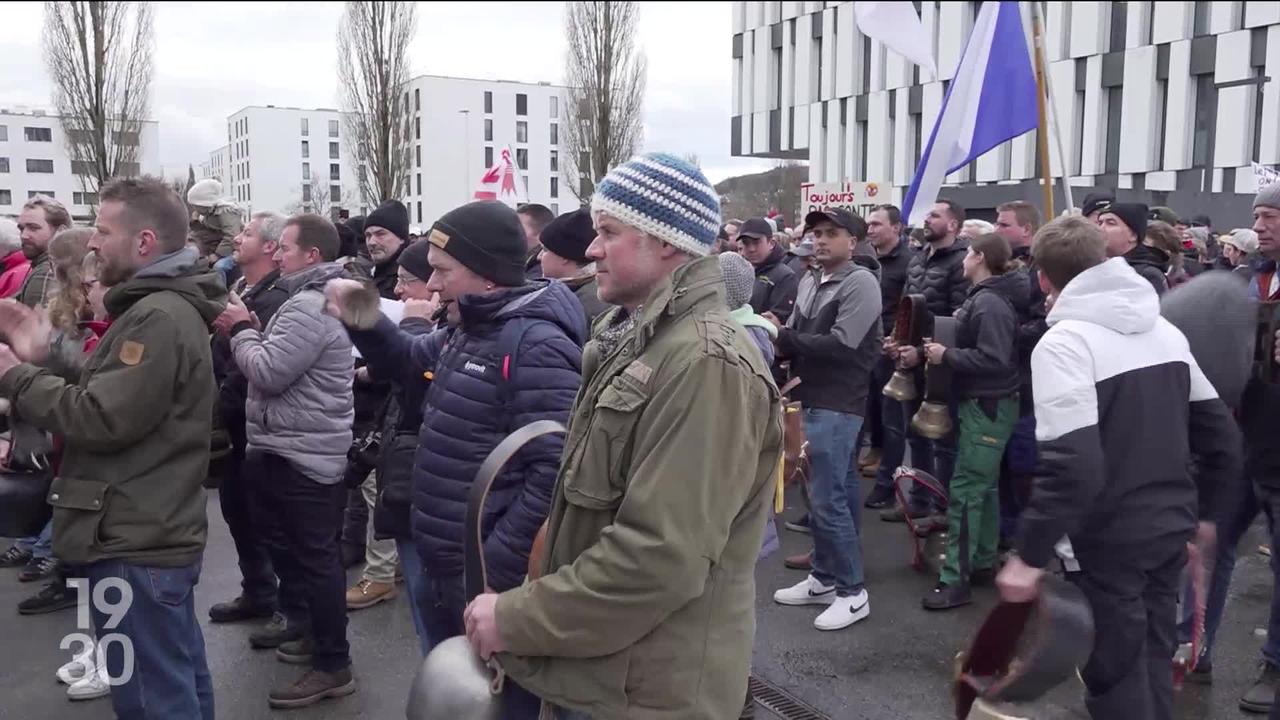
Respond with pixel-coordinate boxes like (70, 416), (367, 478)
(902, 1), (1039, 224)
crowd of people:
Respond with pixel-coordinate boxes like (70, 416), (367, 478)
(0, 155), (1277, 720)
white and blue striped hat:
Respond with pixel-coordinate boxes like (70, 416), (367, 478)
(591, 153), (722, 257)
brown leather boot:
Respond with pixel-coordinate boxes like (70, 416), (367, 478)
(268, 667), (356, 709)
(784, 550), (812, 571)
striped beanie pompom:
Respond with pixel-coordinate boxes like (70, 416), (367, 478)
(591, 153), (722, 257)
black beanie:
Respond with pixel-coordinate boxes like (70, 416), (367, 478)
(1081, 191), (1114, 218)
(399, 239), (433, 282)
(427, 201), (526, 286)
(1101, 202), (1148, 240)
(538, 208), (595, 265)
(366, 201), (409, 243)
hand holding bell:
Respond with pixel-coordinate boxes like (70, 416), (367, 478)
(924, 341), (946, 365)
(899, 345), (921, 369)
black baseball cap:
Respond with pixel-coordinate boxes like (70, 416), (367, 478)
(804, 208), (867, 240)
(737, 217), (775, 240)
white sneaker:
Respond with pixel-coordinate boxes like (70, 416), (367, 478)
(56, 642), (97, 685)
(773, 575), (837, 606)
(67, 669), (110, 701)
(814, 590), (870, 631)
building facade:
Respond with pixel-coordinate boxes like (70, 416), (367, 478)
(403, 74), (573, 228)
(212, 106), (368, 218)
(731, 1), (1280, 223)
(0, 108), (160, 220)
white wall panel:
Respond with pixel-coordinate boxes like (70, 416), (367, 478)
(1246, 0), (1280, 27)
(1119, 45), (1158, 173)
(844, 108), (858, 181)
(795, 14), (814, 105)
(937, 2), (967, 81)
(732, 59), (743, 116)
(1208, 1), (1242, 34)
(1262, 26), (1280, 164)
(753, 110), (769, 155)
(869, 39), (886, 92)
(794, 104), (810, 150)
(1163, 40), (1194, 171)
(732, 2), (746, 33)
(1125, 1), (1150, 49)
(921, 81), (944, 151)
(754, 26), (771, 112)
(1214, 28), (1253, 167)
(809, 106), (826, 180)
(1069, 2), (1107, 58)
(975, 141), (1005, 182)
(781, 29), (795, 150)
(886, 42), (913, 90)
(1152, 2), (1193, 44)
(867, 91), (891, 183)
(893, 91), (911, 185)
(740, 113), (753, 156)
(1145, 171), (1178, 191)
(748, 1), (766, 29)
(1045, 2), (1072, 62)
(741, 30), (756, 117)
(1009, 131), (1036, 181)
(919, 1), (940, 84)
(1080, 56), (1106, 176)
(827, 101), (844, 181)
(766, 1), (782, 25)
(781, 1), (801, 20)
(835, 4), (856, 97)
(820, 8), (836, 101)
(804, 1), (823, 14)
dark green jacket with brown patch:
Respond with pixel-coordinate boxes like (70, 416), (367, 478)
(0, 248), (228, 567)
(495, 256), (784, 720)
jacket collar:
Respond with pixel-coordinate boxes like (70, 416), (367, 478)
(626, 255), (723, 354)
(813, 259), (856, 284)
(754, 244), (787, 273)
(877, 239), (905, 262)
(373, 244), (405, 275)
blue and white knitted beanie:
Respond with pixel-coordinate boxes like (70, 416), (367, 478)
(590, 153), (722, 257)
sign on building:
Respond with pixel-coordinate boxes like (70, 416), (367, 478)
(800, 181), (886, 218)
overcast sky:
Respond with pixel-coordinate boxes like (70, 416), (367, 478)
(0, 1), (774, 184)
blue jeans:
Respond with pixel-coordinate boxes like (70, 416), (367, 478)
(1179, 480), (1280, 667)
(85, 559), (214, 720)
(874, 396), (957, 512)
(397, 537), (430, 655)
(17, 519), (53, 559)
(805, 408), (866, 596)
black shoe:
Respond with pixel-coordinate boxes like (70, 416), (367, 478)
(1186, 658), (1213, 685)
(922, 582), (972, 611)
(249, 612), (306, 649)
(969, 568), (995, 587)
(18, 580), (77, 615)
(18, 556), (59, 583)
(276, 636), (314, 665)
(209, 595), (276, 624)
(880, 504), (930, 523)
(864, 485), (896, 509)
(340, 544), (364, 569)
(0, 545), (33, 568)
(912, 514), (948, 538)
(783, 514), (811, 534)
(1241, 662), (1280, 713)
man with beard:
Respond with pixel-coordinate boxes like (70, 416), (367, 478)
(363, 201), (409, 298)
(14, 194), (70, 309)
(0, 176), (226, 719)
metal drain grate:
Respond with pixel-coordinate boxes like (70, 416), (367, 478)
(749, 675), (833, 720)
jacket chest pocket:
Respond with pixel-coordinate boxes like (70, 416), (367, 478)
(563, 375), (649, 510)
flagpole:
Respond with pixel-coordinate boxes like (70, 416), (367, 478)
(1029, 2), (1054, 218)
(1034, 1), (1075, 212)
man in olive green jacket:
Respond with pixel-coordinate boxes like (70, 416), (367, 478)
(464, 154), (783, 720)
(0, 177), (226, 720)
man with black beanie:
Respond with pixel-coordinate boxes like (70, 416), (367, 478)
(364, 201), (409, 299)
(1094, 201), (1169, 296)
(324, 200), (584, 717)
(539, 208), (611, 326)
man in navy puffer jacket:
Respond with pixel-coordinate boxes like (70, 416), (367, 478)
(325, 201), (583, 714)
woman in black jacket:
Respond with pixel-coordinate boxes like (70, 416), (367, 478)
(921, 233), (1028, 611)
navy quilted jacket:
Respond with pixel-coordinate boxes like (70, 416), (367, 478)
(349, 280), (585, 591)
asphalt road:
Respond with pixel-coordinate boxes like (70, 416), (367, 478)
(0, 486), (1274, 720)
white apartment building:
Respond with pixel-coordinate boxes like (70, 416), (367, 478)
(213, 106), (368, 218)
(731, 1), (1280, 222)
(404, 75), (573, 228)
(0, 107), (160, 220)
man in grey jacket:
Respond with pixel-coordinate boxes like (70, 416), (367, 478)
(214, 213), (356, 709)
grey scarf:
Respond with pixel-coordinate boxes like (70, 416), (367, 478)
(593, 309), (636, 358)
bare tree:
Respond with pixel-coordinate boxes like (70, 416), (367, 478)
(564, 1), (646, 199)
(337, 1), (414, 206)
(288, 174), (355, 220)
(43, 1), (154, 202)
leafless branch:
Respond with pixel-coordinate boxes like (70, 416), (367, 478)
(43, 1), (154, 203)
(564, 1), (646, 199)
(337, 1), (415, 207)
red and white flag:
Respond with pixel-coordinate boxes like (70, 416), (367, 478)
(473, 146), (527, 207)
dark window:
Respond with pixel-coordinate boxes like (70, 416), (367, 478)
(1191, 74), (1214, 169)
(71, 160), (94, 175)
(416, 145), (421, 168)
(1193, 1), (1210, 35)
(301, 140), (310, 158)
(302, 162), (310, 180)
(0, 157), (7, 173)
(329, 141), (339, 159)
(329, 120), (339, 137)
(550, 96), (558, 118)
(301, 118), (309, 135)
(550, 202), (558, 215)
(26, 158), (54, 173)
(303, 183), (312, 202)
(551, 177), (559, 198)
(414, 88), (421, 111)
(1109, 1), (1127, 52)
(516, 148), (528, 170)
(73, 191), (98, 206)
(516, 94), (528, 115)
(330, 185), (341, 203)
(0, 190), (11, 205)
(27, 190), (54, 199)
(1253, 68), (1266, 164)
(1154, 79), (1168, 169)
(330, 163), (340, 181)
(549, 150), (558, 172)
(417, 201), (422, 224)
(517, 121), (528, 143)
(1104, 87), (1123, 173)
(415, 117), (420, 140)
(485, 119), (493, 142)
(112, 130), (140, 146)
(0, 126), (7, 141)
(485, 146), (494, 167)
(484, 91), (493, 113)
(550, 123), (558, 145)
(24, 127), (52, 142)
